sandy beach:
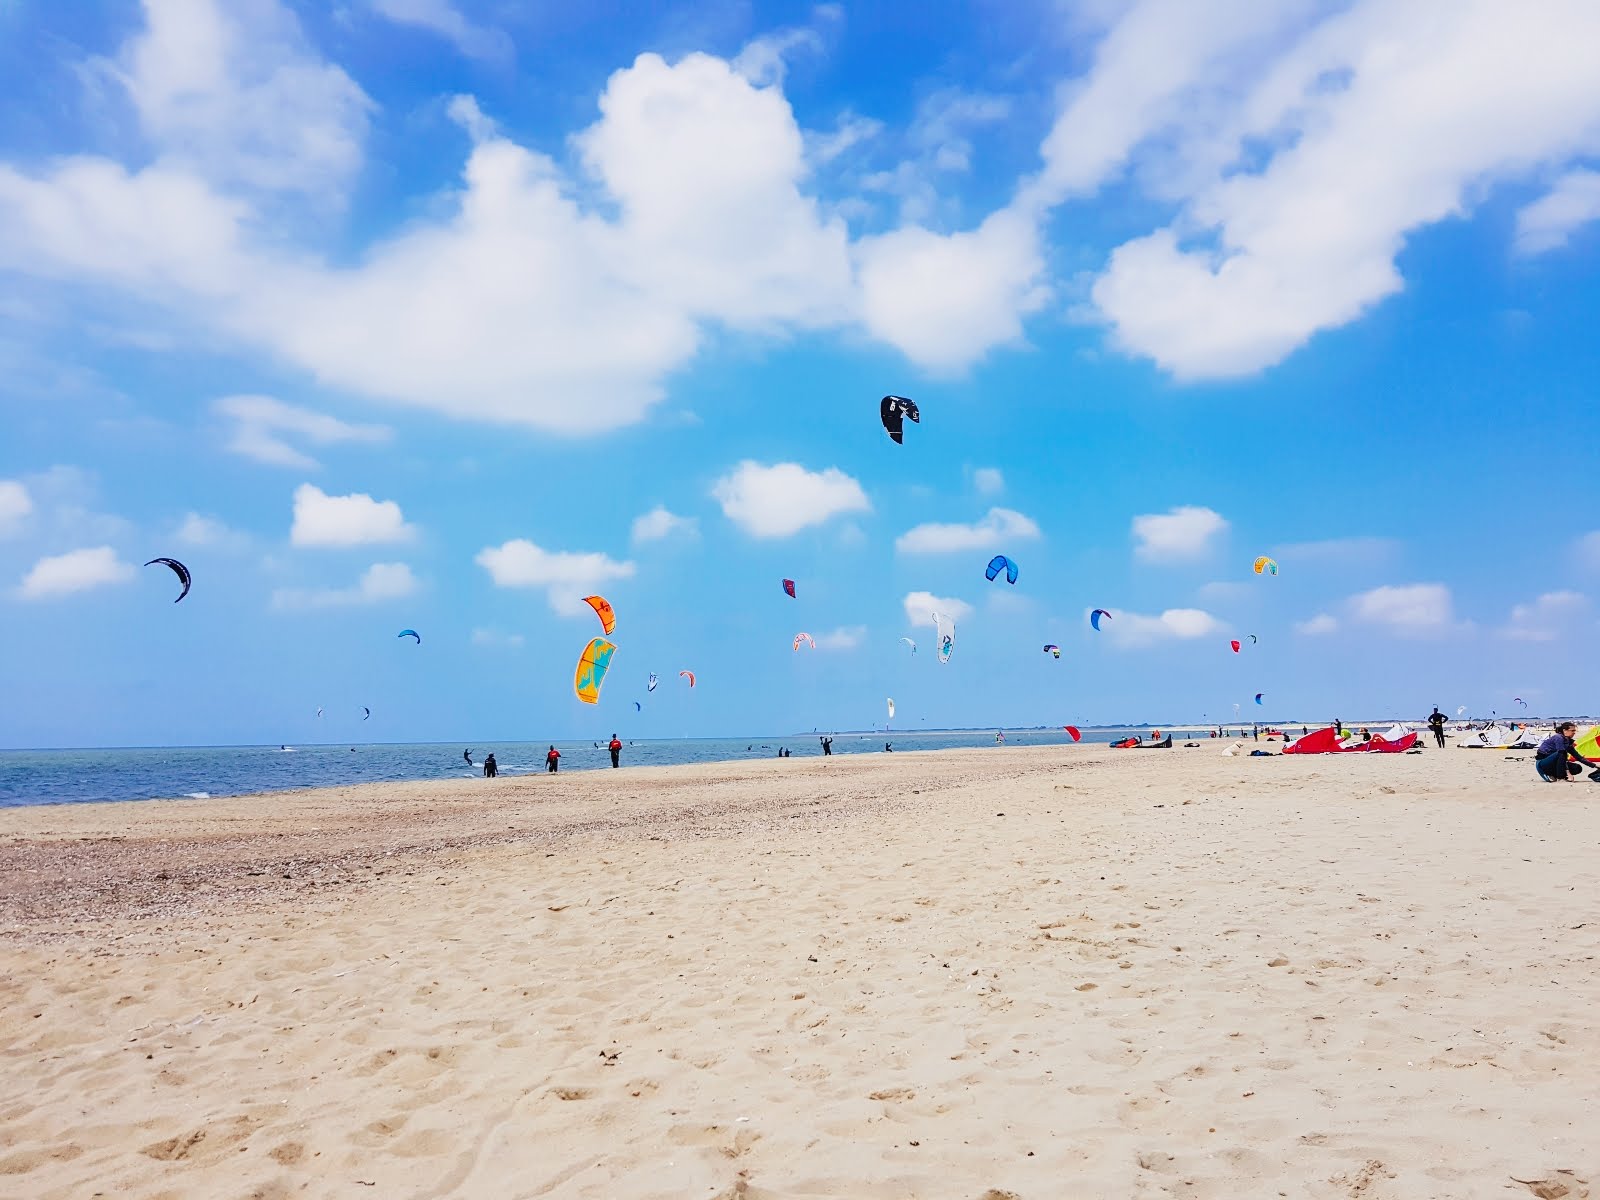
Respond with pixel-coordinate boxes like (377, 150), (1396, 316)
(2, 745), (1596, 1199)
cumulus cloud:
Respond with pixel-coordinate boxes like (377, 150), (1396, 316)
(895, 507), (1040, 554)
(474, 538), (634, 613)
(631, 505), (698, 543)
(18, 546), (135, 598)
(1101, 607), (1225, 647)
(712, 461), (869, 538)
(271, 561), (417, 609)
(290, 484), (413, 547)
(903, 591), (973, 628)
(1347, 583), (1455, 635)
(1501, 591), (1588, 641)
(1295, 613), (1339, 636)
(814, 625), (867, 651)
(1515, 169), (1600, 255)
(971, 467), (1004, 496)
(0, 479), (32, 535)
(1132, 505), (1227, 562)
(368, 0), (514, 64)
(217, 395), (391, 470)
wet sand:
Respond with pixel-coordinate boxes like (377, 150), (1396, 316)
(1, 745), (1596, 1198)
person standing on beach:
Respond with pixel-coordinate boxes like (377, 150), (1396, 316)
(1535, 722), (1599, 782)
(545, 745), (560, 773)
(483, 753), (497, 778)
(1334, 718), (1344, 737)
(608, 734), (622, 768)
(1427, 707), (1447, 748)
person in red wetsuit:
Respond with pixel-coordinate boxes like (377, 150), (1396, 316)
(608, 734), (622, 768)
(546, 745), (560, 774)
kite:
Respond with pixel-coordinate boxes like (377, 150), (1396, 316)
(887, 698), (895, 720)
(1090, 609), (1111, 631)
(574, 638), (616, 705)
(1514, 696), (1528, 707)
(680, 670), (696, 687)
(1063, 725), (1082, 742)
(315, 707), (323, 718)
(397, 629), (421, 644)
(1253, 556), (1278, 576)
(634, 701), (642, 712)
(1043, 644), (1060, 658)
(1230, 640), (1241, 653)
(1457, 705), (1466, 715)
(145, 557), (191, 603)
(1248, 634), (1258, 644)
(933, 611), (955, 664)
(1254, 693), (1264, 705)
(899, 637), (917, 655)
(582, 595), (616, 635)
(782, 578), (796, 599)
(793, 632), (816, 652)
(647, 673), (658, 692)
(879, 395), (920, 444)
(362, 707), (371, 720)
(985, 554), (1019, 585)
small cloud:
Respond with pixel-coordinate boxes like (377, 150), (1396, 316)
(475, 538), (634, 613)
(1347, 583), (1456, 635)
(1272, 536), (1400, 567)
(903, 591), (973, 628)
(1132, 506), (1227, 562)
(712, 461), (869, 538)
(732, 24), (824, 86)
(367, 0), (514, 64)
(0, 479), (32, 535)
(216, 395), (391, 471)
(1501, 590), (1588, 641)
(808, 111), (882, 164)
(971, 467), (1004, 496)
(174, 512), (246, 549)
(1295, 613), (1340, 636)
(1102, 607), (1225, 647)
(896, 507), (1040, 554)
(290, 483), (414, 547)
(1577, 530), (1600, 570)
(814, 624), (866, 651)
(1514, 168), (1600, 255)
(471, 628), (525, 649)
(18, 546), (136, 598)
(631, 505), (698, 543)
(272, 562), (418, 609)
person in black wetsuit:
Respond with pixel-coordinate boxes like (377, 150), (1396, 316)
(464, 749), (474, 768)
(608, 734), (622, 768)
(821, 736), (833, 756)
(483, 753), (497, 778)
(1426, 707), (1447, 748)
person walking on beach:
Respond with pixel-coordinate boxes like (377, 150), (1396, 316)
(1427, 707), (1447, 748)
(545, 745), (560, 773)
(821, 736), (833, 756)
(608, 734), (622, 768)
(483, 753), (497, 778)
(1535, 722), (1599, 782)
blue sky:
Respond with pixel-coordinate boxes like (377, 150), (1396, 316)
(2, 0), (1598, 748)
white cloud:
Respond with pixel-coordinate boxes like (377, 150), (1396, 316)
(712, 461), (869, 538)
(814, 625), (867, 651)
(902, 591), (973, 628)
(368, 0), (513, 63)
(808, 112), (882, 165)
(1085, 1), (1600, 378)
(910, 88), (1011, 174)
(972, 467), (1004, 496)
(1102, 607), (1225, 647)
(174, 511), (245, 548)
(272, 561), (417, 609)
(1295, 613), (1339, 636)
(1515, 169), (1600, 255)
(18, 546), (135, 598)
(631, 505), (698, 543)
(471, 628), (525, 649)
(1575, 530), (1600, 570)
(1132, 505), (1227, 562)
(1347, 583), (1455, 635)
(474, 539), (635, 613)
(895, 507), (1041, 554)
(290, 483), (413, 547)
(0, 479), (32, 535)
(216, 395), (391, 470)
(1501, 591), (1588, 641)
(732, 25), (824, 87)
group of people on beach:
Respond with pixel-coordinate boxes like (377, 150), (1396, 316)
(467, 735), (626, 779)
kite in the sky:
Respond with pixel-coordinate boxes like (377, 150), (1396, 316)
(1248, 634), (1258, 644)
(647, 673), (658, 692)
(887, 698), (895, 720)
(680, 670), (696, 688)
(574, 638), (616, 705)
(145, 557), (191, 603)
(1457, 705), (1466, 715)
(1254, 693), (1265, 705)
(1230, 640), (1241, 653)
(933, 611), (955, 664)
(1090, 609), (1111, 631)
(879, 395), (920, 444)
(1063, 725), (1082, 742)
(1043, 644), (1060, 658)
(793, 632), (815, 652)
(398, 629), (421, 644)
(1514, 696), (1528, 707)
(582, 595), (616, 635)
(782, 578), (796, 598)
(362, 707), (371, 720)
(316, 707), (323, 718)
(985, 554), (1018, 585)
(1253, 556), (1278, 576)
(899, 637), (917, 655)
(634, 701), (642, 712)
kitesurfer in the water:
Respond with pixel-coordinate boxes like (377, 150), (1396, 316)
(463, 749), (474, 768)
